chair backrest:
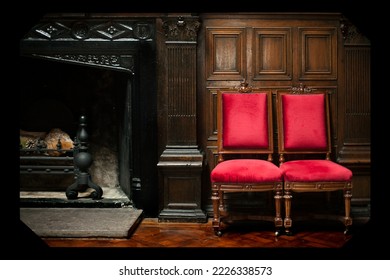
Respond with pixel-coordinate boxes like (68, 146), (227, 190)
(276, 91), (332, 159)
(217, 89), (274, 161)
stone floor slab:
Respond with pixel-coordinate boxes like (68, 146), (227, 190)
(20, 207), (143, 238)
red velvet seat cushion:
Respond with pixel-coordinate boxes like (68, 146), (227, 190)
(211, 159), (282, 183)
(280, 160), (352, 182)
(282, 94), (328, 150)
(222, 93), (269, 149)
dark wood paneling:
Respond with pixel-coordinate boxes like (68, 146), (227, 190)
(167, 43), (198, 145)
(253, 28), (292, 80)
(208, 89), (219, 140)
(344, 47), (371, 143)
(157, 16), (206, 222)
(165, 176), (199, 207)
(338, 45), (371, 205)
(206, 28), (246, 80)
(299, 27), (337, 80)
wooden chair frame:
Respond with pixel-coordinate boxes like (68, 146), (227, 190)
(276, 90), (353, 235)
(211, 86), (283, 236)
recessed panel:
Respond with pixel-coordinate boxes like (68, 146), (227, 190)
(299, 28), (337, 80)
(253, 28), (292, 80)
(206, 28), (246, 80)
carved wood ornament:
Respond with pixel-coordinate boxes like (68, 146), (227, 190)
(340, 17), (370, 45)
(21, 19), (153, 74)
(162, 16), (201, 41)
(235, 80), (253, 93)
(291, 83), (313, 94)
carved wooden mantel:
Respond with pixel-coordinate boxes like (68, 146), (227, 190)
(20, 18), (154, 74)
(157, 16), (207, 222)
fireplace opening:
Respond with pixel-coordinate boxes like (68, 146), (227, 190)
(19, 15), (158, 215)
(20, 56), (132, 203)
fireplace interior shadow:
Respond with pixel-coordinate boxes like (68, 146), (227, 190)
(20, 57), (133, 206)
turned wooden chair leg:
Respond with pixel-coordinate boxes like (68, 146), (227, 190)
(344, 186), (353, 235)
(218, 190), (225, 213)
(284, 187), (292, 236)
(274, 185), (283, 236)
(212, 187), (222, 236)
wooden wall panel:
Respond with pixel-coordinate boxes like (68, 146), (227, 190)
(167, 43), (197, 145)
(165, 176), (199, 206)
(344, 47), (371, 143)
(208, 89), (218, 140)
(337, 45), (371, 205)
(253, 28), (292, 80)
(299, 27), (337, 80)
(206, 28), (246, 80)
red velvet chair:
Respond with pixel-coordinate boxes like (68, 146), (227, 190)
(276, 89), (353, 235)
(210, 86), (283, 237)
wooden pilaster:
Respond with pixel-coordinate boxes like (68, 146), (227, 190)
(157, 16), (207, 222)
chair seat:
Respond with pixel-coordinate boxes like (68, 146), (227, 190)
(280, 159), (352, 182)
(211, 159), (282, 183)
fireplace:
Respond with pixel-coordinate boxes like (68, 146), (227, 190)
(19, 14), (158, 215)
(20, 59), (128, 198)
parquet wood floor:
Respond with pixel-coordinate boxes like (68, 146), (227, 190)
(43, 217), (368, 249)
(11, 215), (376, 260)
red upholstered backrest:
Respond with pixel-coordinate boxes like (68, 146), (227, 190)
(281, 93), (328, 151)
(222, 92), (269, 149)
